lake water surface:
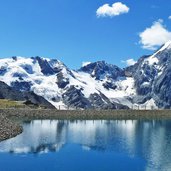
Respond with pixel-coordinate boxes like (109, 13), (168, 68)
(0, 120), (171, 171)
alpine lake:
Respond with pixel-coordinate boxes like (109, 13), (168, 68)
(0, 119), (171, 171)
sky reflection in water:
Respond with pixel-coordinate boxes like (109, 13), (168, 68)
(0, 120), (171, 171)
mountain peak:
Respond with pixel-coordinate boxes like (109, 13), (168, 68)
(162, 40), (171, 49)
(153, 41), (171, 57)
(78, 60), (124, 80)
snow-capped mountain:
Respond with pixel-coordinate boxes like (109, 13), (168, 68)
(1, 41), (171, 109)
(125, 41), (171, 109)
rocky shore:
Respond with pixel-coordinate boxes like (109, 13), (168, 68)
(0, 114), (23, 141)
(1, 109), (171, 120)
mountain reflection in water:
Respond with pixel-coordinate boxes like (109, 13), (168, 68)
(0, 120), (171, 171)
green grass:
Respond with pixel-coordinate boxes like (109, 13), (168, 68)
(0, 99), (26, 108)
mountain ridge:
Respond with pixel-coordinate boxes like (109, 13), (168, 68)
(0, 41), (171, 109)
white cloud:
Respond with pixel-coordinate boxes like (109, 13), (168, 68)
(82, 61), (91, 67)
(139, 19), (171, 50)
(121, 59), (137, 66)
(168, 16), (171, 20)
(96, 2), (129, 18)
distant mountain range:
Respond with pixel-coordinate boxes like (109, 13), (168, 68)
(1, 41), (171, 109)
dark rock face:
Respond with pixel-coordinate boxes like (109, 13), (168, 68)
(12, 72), (28, 79)
(0, 81), (55, 109)
(12, 56), (17, 61)
(62, 86), (91, 109)
(0, 67), (7, 76)
(89, 93), (104, 107)
(134, 64), (156, 96)
(56, 72), (69, 89)
(49, 59), (65, 73)
(124, 45), (171, 108)
(0, 81), (23, 100)
(35, 56), (54, 75)
(62, 85), (129, 109)
(21, 64), (34, 74)
(22, 91), (55, 109)
(89, 92), (128, 109)
(153, 69), (171, 108)
(152, 49), (171, 108)
(79, 61), (124, 80)
(103, 82), (117, 90)
(124, 55), (150, 77)
(89, 93), (113, 109)
(11, 81), (32, 92)
(124, 55), (155, 103)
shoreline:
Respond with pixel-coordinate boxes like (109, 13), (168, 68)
(1, 109), (171, 142)
(0, 114), (23, 142)
(2, 109), (171, 120)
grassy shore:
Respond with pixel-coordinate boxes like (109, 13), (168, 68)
(1, 109), (171, 142)
(0, 99), (26, 109)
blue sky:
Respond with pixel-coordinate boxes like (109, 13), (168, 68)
(0, 0), (170, 69)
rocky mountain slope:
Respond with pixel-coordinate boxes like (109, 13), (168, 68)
(125, 41), (171, 109)
(0, 41), (171, 109)
(0, 81), (55, 109)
